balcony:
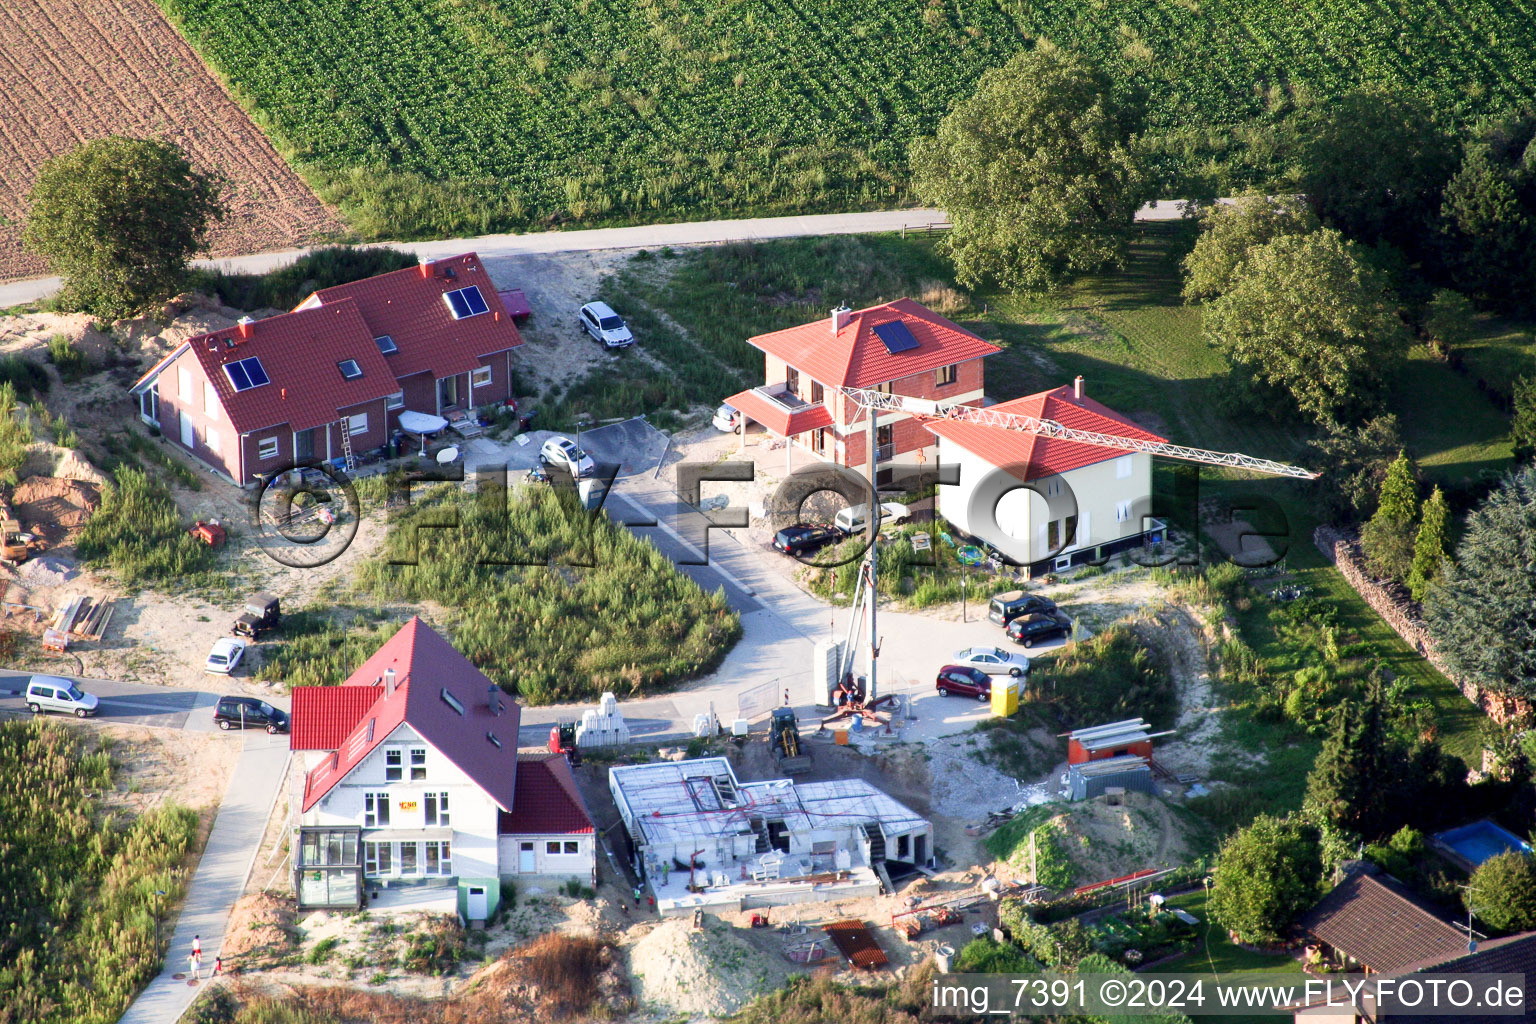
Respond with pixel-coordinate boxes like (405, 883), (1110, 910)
(755, 382), (813, 412)
(876, 443), (895, 462)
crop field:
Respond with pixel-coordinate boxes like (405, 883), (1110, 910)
(0, 0), (342, 282)
(154, 0), (1536, 240)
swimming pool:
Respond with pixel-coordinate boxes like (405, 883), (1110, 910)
(1435, 821), (1532, 867)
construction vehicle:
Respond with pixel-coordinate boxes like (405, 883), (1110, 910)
(547, 722), (582, 766)
(0, 499), (41, 565)
(769, 707), (813, 774)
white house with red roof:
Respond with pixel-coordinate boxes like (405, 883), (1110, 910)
(129, 253), (521, 486)
(926, 377), (1168, 574)
(723, 299), (1000, 478)
(288, 618), (593, 920)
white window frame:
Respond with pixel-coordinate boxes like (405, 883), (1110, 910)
(935, 363), (958, 387)
(1116, 500), (1132, 523)
(139, 384), (158, 424)
(384, 748), (402, 782)
(399, 841), (419, 875)
(364, 841), (391, 876)
(348, 413), (368, 436)
(545, 841), (561, 856)
(562, 841), (579, 855)
(1115, 455), (1133, 479)
(203, 381), (219, 418)
(364, 792), (390, 827)
(424, 791), (450, 826)
(409, 747), (426, 781)
(257, 436), (280, 461)
(178, 366), (192, 400)
(471, 366), (492, 388)
(386, 391), (404, 410)
(205, 427), (221, 455)
(425, 841), (451, 875)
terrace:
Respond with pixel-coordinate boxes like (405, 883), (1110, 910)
(755, 381), (816, 411)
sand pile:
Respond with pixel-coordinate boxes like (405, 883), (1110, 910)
(19, 555), (78, 586)
(628, 917), (791, 1020)
(12, 476), (99, 550)
(222, 892), (296, 968)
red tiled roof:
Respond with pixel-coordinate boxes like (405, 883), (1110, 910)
(300, 618), (521, 812)
(182, 300), (398, 434)
(1298, 865), (1469, 974)
(498, 754), (595, 835)
(289, 685), (384, 750)
(302, 253), (523, 384)
(746, 298), (1000, 389)
(925, 384), (1166, 481)
(722, 387), (835, 437)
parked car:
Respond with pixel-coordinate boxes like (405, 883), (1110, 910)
(1006, 612), (1072, 648)
(833, 502), (911, 535)
(987, 590), (1057, 627)
(539, 436), (595, 478)
(952, 645), (1031, 677)
(772, 524), (843, 557)
(578, 301), (635, 348)
(213, 695), (289, 734)
(25, 674), (99, 718)
(713, 403), (742, 433)
(935, 665), (992, 700)
(232, 592), (281, 639)
(205, 636), (248, 675)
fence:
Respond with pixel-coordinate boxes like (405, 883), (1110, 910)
(1313, 526), (1531, 726)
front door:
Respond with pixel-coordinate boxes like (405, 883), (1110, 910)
(179, 410), (194, 448)
(519, 841), (535, 873)
(294, 428), (316, 463)
(438, 375), (459, 411)
(466, 885), (488, 920)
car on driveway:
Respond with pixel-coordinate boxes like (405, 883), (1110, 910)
(952, 645), (1031, 676)
(833, 502), (911, 535)
(578, 301), (635, 348)
(987, 590), (1057, 627)
(213, 695), (288, 734)
(25, 674), (99, 718)
(539, 436), (595, 478)
(935, 665), (992, 700)
(1006, 612), (1072, 648)
(772, 524), (843, 557)
(713, 403), (742, 433)
(205, 636), (248, 675)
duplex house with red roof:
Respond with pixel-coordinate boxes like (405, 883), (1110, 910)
(722, 299), (1000, 480)
(288, 618), (593, 921)
(926, 377), (1168, 575)
(129, 253), (521, 486)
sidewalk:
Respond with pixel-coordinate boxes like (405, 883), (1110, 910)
(119, 732), (291, 1024)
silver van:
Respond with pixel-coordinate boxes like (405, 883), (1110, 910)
(25, 675), (100, 718)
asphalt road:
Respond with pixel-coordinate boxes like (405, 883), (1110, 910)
(0, 668), (217, 728)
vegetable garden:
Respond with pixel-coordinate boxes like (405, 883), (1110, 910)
(153, 0), (1536, 239)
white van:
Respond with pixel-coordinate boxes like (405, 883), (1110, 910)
(25, 675), (100, 718)
(834, 501), (911, 535)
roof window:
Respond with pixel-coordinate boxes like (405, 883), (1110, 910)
(441, 688), (464, 715)
(338, 359), (363, 380)
(224, 356), (270, 392)
(374, 335), (398, 355)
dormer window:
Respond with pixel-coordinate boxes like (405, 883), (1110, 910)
(444, 286), (489, 320)
(338, 359), (363, 380)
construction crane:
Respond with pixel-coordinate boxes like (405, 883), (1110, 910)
(834, 384), (1318, 708)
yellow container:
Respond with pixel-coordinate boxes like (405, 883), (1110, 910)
(990, 677), (1020, 717)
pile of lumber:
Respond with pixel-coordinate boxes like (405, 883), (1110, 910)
(52, 595), (114, 641)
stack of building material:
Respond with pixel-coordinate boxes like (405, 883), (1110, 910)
(576, 691), (631, 748)
(1067, 754), (1154, 801)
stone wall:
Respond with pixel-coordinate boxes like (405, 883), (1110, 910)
(1313, 525), (1531, 727)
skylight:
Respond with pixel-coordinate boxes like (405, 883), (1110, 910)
(374, 335), (398, 355)
(873, 320), (920, 354)
(224, 356), (270, 392)
(441, 688), (464, 715)
(338, 359), (363, 380)
(444, 286), (489, 320)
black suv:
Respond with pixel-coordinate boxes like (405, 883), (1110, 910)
(987, 590), (1057, 627)
(1007, 612), (1072, 648)
(213, 696), (289, 734)
(772, 524), (843, 557)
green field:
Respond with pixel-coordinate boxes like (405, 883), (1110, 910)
(153, 0), (1536, 238)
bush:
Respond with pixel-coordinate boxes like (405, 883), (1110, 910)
(76, 467), (215, 589)
(188, 246), (419, 311)
(984, 803), (1075, 890)
(0, 382), (33, 484)
(46, 333), (90, 381)
(1468, 852), (1536, 934)
(1030, 625), (1176, 730)
(509, 933), (614, 1020)
(954, 937), (1035, 973)
(399, 916), (464, 975)
(1208, 814), (1323, 945)
(0, 355), (50, 399)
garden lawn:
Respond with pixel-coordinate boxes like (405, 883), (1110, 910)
(1160, 890), (1304, 977)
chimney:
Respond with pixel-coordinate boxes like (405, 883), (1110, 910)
(237, 316), (254, 339)
(418, 257), (433, 279)
(1073, 375), (1084, 401)
(384, 667), (397, 694)
(487, 683), (500, 715)
(831, 305), (852, 335)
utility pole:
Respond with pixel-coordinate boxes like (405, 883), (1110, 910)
(866, 403), (878, 702)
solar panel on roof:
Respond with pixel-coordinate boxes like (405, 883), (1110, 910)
(444, 285), (489, 320)
(873, 320), (920, 354)
(224, 356), (269, 392)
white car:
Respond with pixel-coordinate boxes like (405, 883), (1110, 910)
(205, 637), (248, 675)
(712, 403), (741, 433)
(539, 436), (596, 478)
(578, 301), (635, 348)
(952, 645), (1031, 677)
(835, 501), (911, 535)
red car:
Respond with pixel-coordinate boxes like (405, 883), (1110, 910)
(935, 664), (992, 701)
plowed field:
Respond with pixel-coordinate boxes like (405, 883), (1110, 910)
(0, 0), (341, 283)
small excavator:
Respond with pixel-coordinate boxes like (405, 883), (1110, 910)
(769, 706), (813, 774)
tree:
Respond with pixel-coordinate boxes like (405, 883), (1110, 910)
(1305, 685), (1394, 837)
(1513, 371), (1536, 459)
(1360, 450), (1420, 583)
(1423, 289), (1476, 351)
(1306, 414), (1405, 523)
(1441, 112), (1536, 313)
(24, 136), (223, 319)
(1407, 486), (1451, 602)
(1286, 86), (1457, 257)
(1468, 852), (1536, 933)
(1208, 814), (1323, 945)
(1424, 465), (1536, 700)
(909, 47), (1147, 291)
(1202, 230), (1406, 426)
(1181, 194), (1319, 302)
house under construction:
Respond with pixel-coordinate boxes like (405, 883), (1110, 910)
(609, 757), (932, 917)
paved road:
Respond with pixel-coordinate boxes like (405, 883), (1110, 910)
(0, 669), (210, 729)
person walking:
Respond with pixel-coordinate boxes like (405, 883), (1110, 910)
(187, 951), (202, 981)
(192, 935), (202, 959)
(213, 957), (223, 977)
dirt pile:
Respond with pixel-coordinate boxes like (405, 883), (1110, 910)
(221, 892), (297, 969)
(628, 916), (792, 1019)
(1048, 793), (1194, 886)
(468, 932), (631, 1021)
(11, 475), (99, 550)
